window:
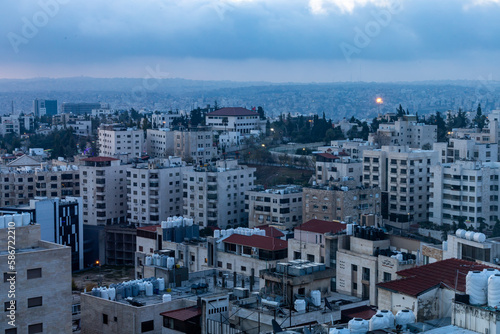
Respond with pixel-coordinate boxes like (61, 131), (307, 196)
(362, 267), (370, 281)
(4, 272), (15, 282)
(28, 324), (43, 334)
(383, 272), (392, 282)
(27, 268), (42, 279)
(241, 266), (246, 272)
(294, 251), (301, 260)
(307, 254), (315, 262)
(227, 263), (232, 270)
(141, 320), (154, 332)
(103, 313), (108, 324)
(4, 300), (15, 312)
(28, 297), (42, 308)
(5, 328), (17, 334)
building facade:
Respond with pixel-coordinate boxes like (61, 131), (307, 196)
(98, 125), (145, 163)
(205, 107), (264, 134)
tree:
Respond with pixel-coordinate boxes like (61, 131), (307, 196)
(396, 104), (405, 118)
(492, 220), (500, 237)
(257, 106), (266, 120)
(473, 103), (488, 130)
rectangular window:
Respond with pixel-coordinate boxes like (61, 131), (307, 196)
(141, 320), (154, 332)
(5, 328), (17, 334)
(383, 272), (392, 282)
(27, 297), (42, 308)
(103, 313), (108, 324)
(4, 300), (15, 312)
(27, 268), (42, 279)
(28, 323), (43, 334)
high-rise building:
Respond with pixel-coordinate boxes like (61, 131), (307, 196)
(33, 99), (57, 116)
(79, 157), (127, 226)
(61, 102), (106, 115)
(205, 107), (265, 134)
(183, 160), (256, 228)
(98, 124), (145, 164)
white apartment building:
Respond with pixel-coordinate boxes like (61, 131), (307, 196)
(127, 158), (187, 226)
(317, 139), (376, 159)
(314, 152), (363, 185)
(151, 111), (180, 129)
(0, 224), (72, 333)
(433, 138), (498, 163)
(245, 185), (303, 229)
(183, 160), (256, 228)
(363, 146), (438, 225)
(205, 107), (265, 135)
(80, 157), (127, 226)
(146, 128), (216, 164)
(369, 115), (437, 149)
(98, 125), (145, 163)
(430, 160), (500, 228)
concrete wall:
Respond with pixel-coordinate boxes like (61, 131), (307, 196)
(452, 302), (500, 334)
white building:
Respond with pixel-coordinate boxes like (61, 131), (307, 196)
(433, 138), (498, 164)
(127, 157), (187, 226)
(80, 157), (127, 226)
(98, 125), (145, 163)
(363, 146), (438, 226)
(183, 160), (256, 228)
(430, 161), (500, 228)
(317, 138), (376, 159)
(205, 107), (264, 135)
(150, 111), (180, 129)
(245, 185), (303, 229)
(314, 152), (363, 185)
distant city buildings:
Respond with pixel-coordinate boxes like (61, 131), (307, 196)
(205, 107), (265, 134)
(98, 124), (145, 163)
(33, 98), (57, 116)
(61, 102), (108, 115)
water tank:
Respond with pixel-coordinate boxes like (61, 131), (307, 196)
(145, 282), (153, 296)
(161, 256), (168, 267)
(295, 299), (306, 313)
(214, 230), (221, 238)
(221, 230), (227, 237)
(132, 283), (139, 297)
(465, 231), (475, 241)
(108, 287), (116, 301)
(13, 214), (22, 227)
(161, 221), (168, 229)
(311, 290), (321, 307)
(167, 257), (175, 269)
(377, 310), (395, 326)
(488, 274), (500, 307)
(466, 270), (488, 305)
(395, 310), (416, 328)
(22, 212), (30, 226)
(154, 255), (161, 266)
(115, 285), (124, 299)
(396, 253), (403, 262)
(347, 224), (354, 236)
(138, 282), (145, 293)
(3, 215), (12, 224)
(348, 318), (369, 334)
(158, 278), (165, 291)
(0, 216), (5, 229)
(442, 241), (448, 251)
(100, 288), (109, 300)
(456, 229), (466, 238)
(474, 233), (486, 243)
(145, 256), (152, 266)
(484, 268), (499, 279)
(329, 327), (350, 334)
(369, 314), (390, 331)
(163, 294), (172, 303)
(125, 284), (132, 298)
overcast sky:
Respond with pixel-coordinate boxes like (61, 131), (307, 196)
(1, 0), (500, 82)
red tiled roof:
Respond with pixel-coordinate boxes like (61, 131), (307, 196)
(81, 156), (119, 162)
(160, 306), (201, 321)
(262, 226), (285, 238)
(206, 107), (258, 117)
(223, 234), (287, 251)
(377, 258), (494, 297)
(315, 152), (339, 160)
(137, 225), (159, 232)
(342, 305), (378, 320)
(295, 219), (346, 234)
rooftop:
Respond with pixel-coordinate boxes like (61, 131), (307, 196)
(81, 156), (119, 162)
(261, 226), (285, 238)
(377, 258), (493, 297)
(295, 219), (346, 235)
(137, 225), (159, 232)
(160, 306), (201, 321)
(223, 234), (287, 251)
(206, 107), (259, 117)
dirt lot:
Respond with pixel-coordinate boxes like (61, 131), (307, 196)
(72, 265), (135, 291)
(248, 164), (314, 187)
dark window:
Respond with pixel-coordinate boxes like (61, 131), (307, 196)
(27, 297), (42, 308)
(4, 272), (15, 282)
(103, 313), (108, 324)
(28, 323), (43, 334)
(5, 328), (17, 334)
(4, 300), (15, 311)
(27, 268), (42, 279)
(383, 272), (392, 282)
(141, 320), (154, 332)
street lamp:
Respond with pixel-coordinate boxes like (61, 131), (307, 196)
(96, 260), (102, 287)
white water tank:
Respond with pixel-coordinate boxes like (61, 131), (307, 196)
(484, 268), (499, 279)
(138, 282), (145, 293)
(488, 274), (500, 307)
(347, 224), (354, 236)
(145, 282), (153, 296)
(465, 231), (475, 241)
(369, 314), (390, 331)
(474, 233), (486, 243)
(376, 310), (395, 326)
(100, 288), (109, 300)
(295, 299), (306, 313)
(167, 257), (175, 269)
(158, 278), (165, 291)
(13, 214), (22, 227)
(456, 229), (466, 238)
(466, 270), (488, 305)
(3, 215), (12, 224)
(221, 230), (227, 237)
(163, 294), (172, 303)
(108, 287), (116, 301)
(145, 256), (152, 266)
(311, 290), (321, 307)
(330, 327), (350, 334)
(0, 216), (5, 229)
(161, 221), (168, 229)
(154, 255), (161, 266)
(214, 230), (221, 238)
(348, 318), (369, 334)
(442, 241), (448, 251)
(22, 212), (30, 226)
(395, 310), (416, 328)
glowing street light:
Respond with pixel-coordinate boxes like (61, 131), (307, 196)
(376, 97), (383, 104)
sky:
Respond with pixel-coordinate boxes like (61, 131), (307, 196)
(1, 0), (500, 82)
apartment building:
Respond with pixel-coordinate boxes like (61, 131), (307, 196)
(318, 138), (376, 159)
(303, 179), (381, 224)
(150, 111), (180, 129)
(0, 164), (80, 207)
(0, 224), (72, 333)
(98, 124), (145, 163)
(314, 152), (363, 185)
(80, 156), (127, 226)
(127, 157), (187, 226)
(205, 107), (265, 134)
(245, 185), (303, 229)
(183, 160), (256, 228)
(430, 161), (500, 228)
(146, 127), (216, 164)
(369, 115), (437, 149)
(362, 146), (438, 226)
(433, 138), (498, 163)
(0, 197), (84, 271)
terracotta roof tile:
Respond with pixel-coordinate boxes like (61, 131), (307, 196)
(223, 234), (287, 251)
(81, 156), (119, 162)
(295, 219), (346, 234)
(160, 306), (201, 321)
(137, 225), (159, 232)
(206, 107), (259, 117)
(261, 226), (285, 238)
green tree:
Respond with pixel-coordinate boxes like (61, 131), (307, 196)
(257, 106), (266, 120)
(473, 103), (488, 130)
(396, 104), (405, 118)
(492, 220), (500, 237)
